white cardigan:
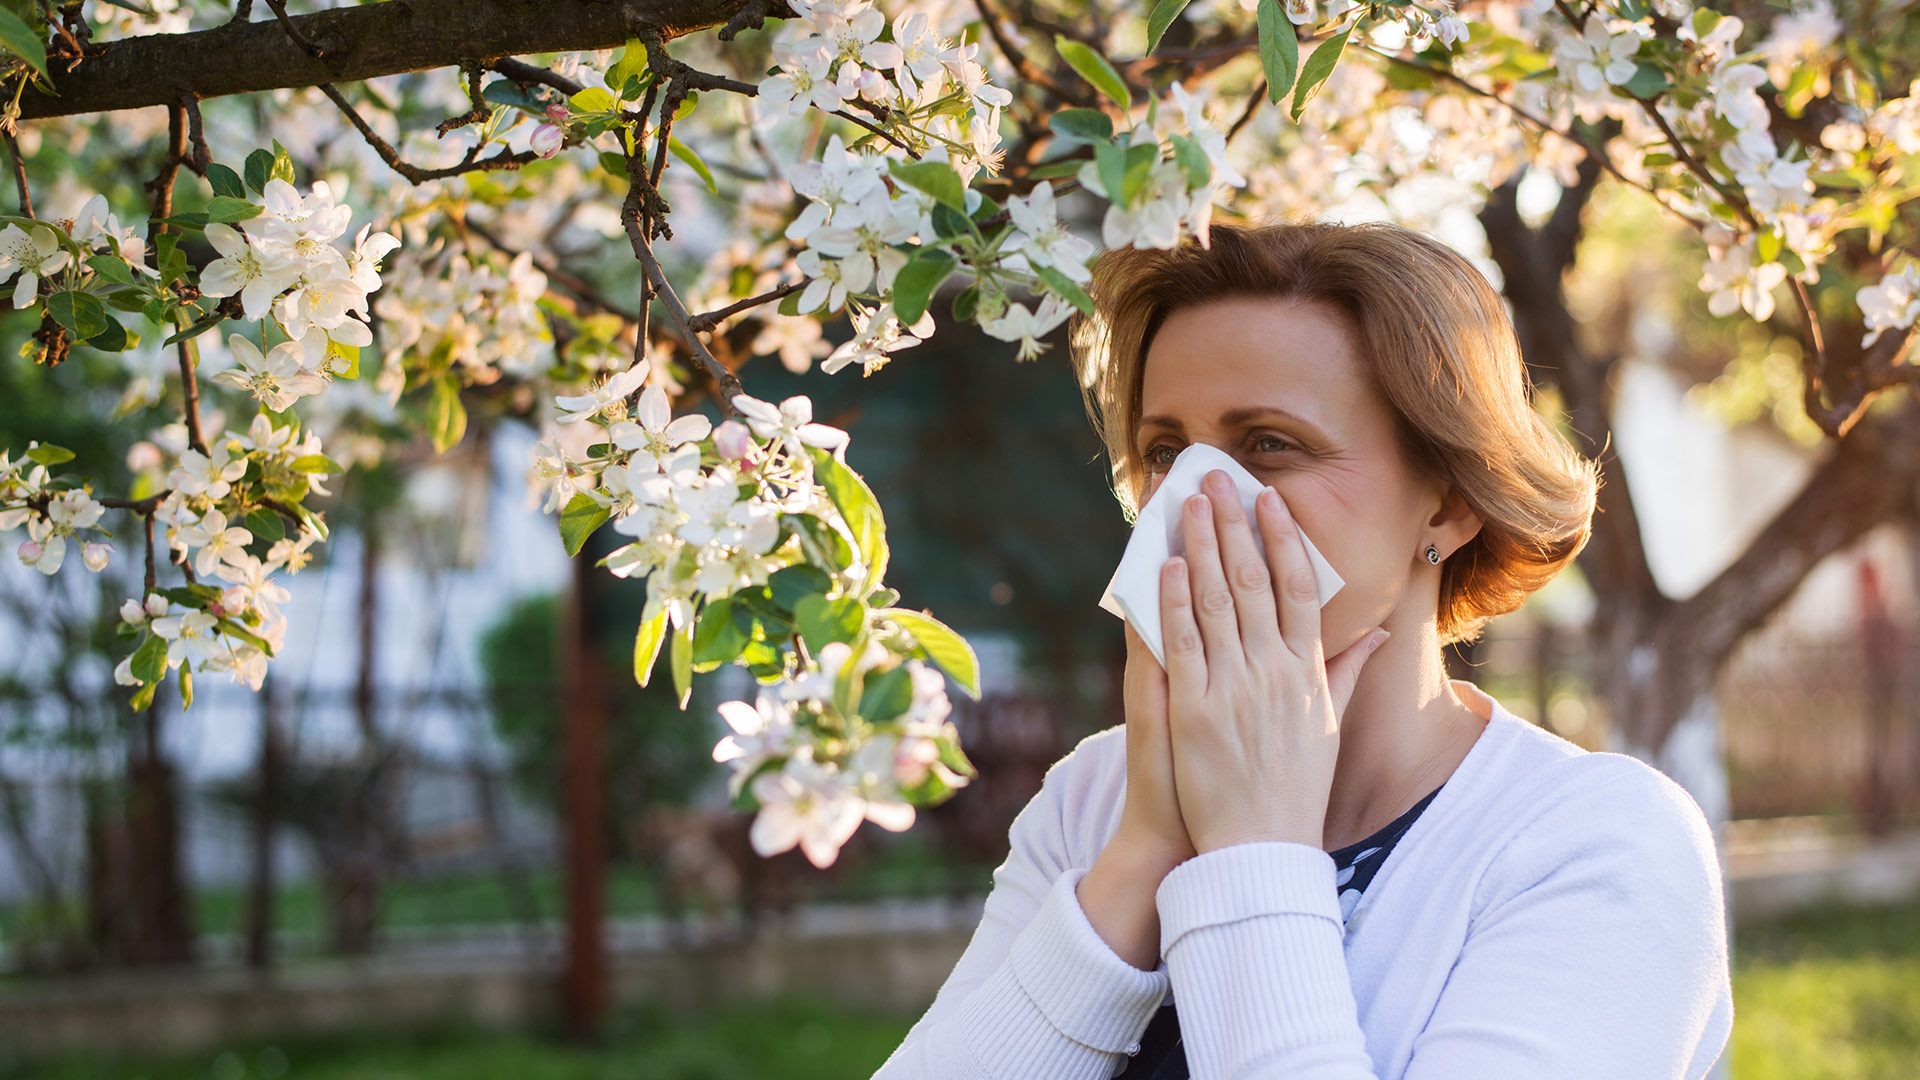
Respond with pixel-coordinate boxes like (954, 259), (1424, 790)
(869, 680), (1734, 1079)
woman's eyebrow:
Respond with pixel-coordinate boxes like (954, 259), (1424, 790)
(1135, 406), (1329, 443)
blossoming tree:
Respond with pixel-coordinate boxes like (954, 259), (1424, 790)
(0, 0), (1913, 900)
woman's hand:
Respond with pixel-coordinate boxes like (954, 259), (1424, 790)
(1160, 469), (1390, 854)
(1114, 616), (1198, 869)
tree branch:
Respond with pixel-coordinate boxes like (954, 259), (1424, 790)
(18, 0), (784, 120)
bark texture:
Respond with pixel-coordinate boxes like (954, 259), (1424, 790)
(20, 0), (767, 120)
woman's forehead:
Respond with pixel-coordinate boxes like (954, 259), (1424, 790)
(1139, 300), (1371, 432)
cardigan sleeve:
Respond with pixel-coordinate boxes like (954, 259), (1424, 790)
(869, 735), (1174, 1080)
(1152, 759), (1735, 1080)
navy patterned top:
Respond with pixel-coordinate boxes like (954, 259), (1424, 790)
(1112, 782), (1447, 1079)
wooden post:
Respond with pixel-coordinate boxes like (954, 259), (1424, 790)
(562, 546), (608, 1041)
(245, 675), (282, 972)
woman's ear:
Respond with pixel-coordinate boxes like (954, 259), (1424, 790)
(1426, 483), (1483, 560)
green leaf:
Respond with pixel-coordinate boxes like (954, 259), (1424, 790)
(1120, 141), (1157, 206)
(1033, 265), (1095, 318)
(1291, 24), (1352, 121)
(935, 737), (977, 779)
(204, 196), (263, 224)
(784, 512), (854, 571)
(608, 37), (650, 99)
(212, 162), (250, 199)
(1146, 0), (1193, 53)
(24, 443), (74, 465)
(0, 7), (47, 81)
(243, 148), (277, 196)
(482, 79), (546, 113)
(889, 159), (968, 212)
(878, 607), (981, 699)
(668, 136), (718, 195)
(673, 90), (699, 121)
(669, 617), (693, 709)
(1619, 61), (1666, 100)
(129, 680), (158, 712)
(86, 253), (135, 287)
(859, 665), (914, 723)
(1054, 35), (1130, 110)
(1048, 108), (1113, 143)
(1257, 0), (1300, 102)
(178, 665), (194, 710)
(777, 289), (804, 317)
(1170, 132), (1212, 188)
(890, 247), (957, 325)
(269, 140), (295, 186)
(768, 563), (835, 613)
(46, 291), (108, 339)
(130, 633), (167, 685)
(1025, 159), (1087, 180)
(633, 608), (668, 686)
(428, 374), (467, 452)
(795, 594), (867, 655)
(570, 86), (617, 114)
(85, 317), (132, 353)
(1094, 141), (1129, 207)
(245, 507), (285, 545)
(162, 311), (224, 346)
(558, 492), (609, 557)
(806, 446), (888, 595)
(951, 284), (979, 323)
(692, 596), (752, 666)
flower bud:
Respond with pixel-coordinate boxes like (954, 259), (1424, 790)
(114, 656), (141, 687)
(18, 540), (41, 563)
(713, 420), (755, 462)
(545, 103), (569, 124)
(531, 123), (564, 159)
(126, 441), (163, 472)
(82, 542), (111, 571)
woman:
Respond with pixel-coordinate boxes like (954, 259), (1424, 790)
(869, 220), (1733, 1079)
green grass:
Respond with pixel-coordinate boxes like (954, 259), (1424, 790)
(0, 994), (916, 1080)
(1731, 895), (1920, 1079)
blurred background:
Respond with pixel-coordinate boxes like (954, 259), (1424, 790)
(3, 32), (1919, 1080)
(5, 215), (1919, 1079)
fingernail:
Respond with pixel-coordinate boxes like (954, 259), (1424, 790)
(1368, 629), (1391, 654)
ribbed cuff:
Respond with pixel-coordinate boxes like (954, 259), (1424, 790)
(1155, 841), (1342, 959)
(1000, 864), (1171, 1053)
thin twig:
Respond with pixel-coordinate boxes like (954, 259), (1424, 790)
(4, 131), (31, 217)
(485, 58), (583, 98)
(1368, 49), (1705, 232)
(1225, 81), (1265, 145)
(435, 62), (491, 138)
(687, 280), (807, 333)
(620, 133), (744, 422)
(313, 81), (539, 185)
(262, 0), (337, 71)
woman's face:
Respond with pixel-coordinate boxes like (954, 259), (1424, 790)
(1135, 295), (1479, 654)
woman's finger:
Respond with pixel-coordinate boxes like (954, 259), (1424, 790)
(1178, 490), (1242, 673)
(1159, 554), (1207, 713)
(1258, 487), (1323, 660)
(1204, 472), (1284, 658)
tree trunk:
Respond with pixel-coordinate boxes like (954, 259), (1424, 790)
(86, 697), (197, 968)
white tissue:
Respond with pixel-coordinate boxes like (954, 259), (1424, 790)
(1098, 442), (1345, 668)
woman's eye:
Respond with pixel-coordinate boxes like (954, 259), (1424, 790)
(1143, 435), (1294, 470)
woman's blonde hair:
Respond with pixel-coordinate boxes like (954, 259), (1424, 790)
(1069, 218), (1599, 646)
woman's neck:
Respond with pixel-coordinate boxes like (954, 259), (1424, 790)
(1319, 623), (1490, 853)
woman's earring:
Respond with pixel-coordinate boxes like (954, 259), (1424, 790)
(1425, 544), (1442, 565)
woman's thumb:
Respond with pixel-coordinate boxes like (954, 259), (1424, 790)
(1326, 627), (1389, 716)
